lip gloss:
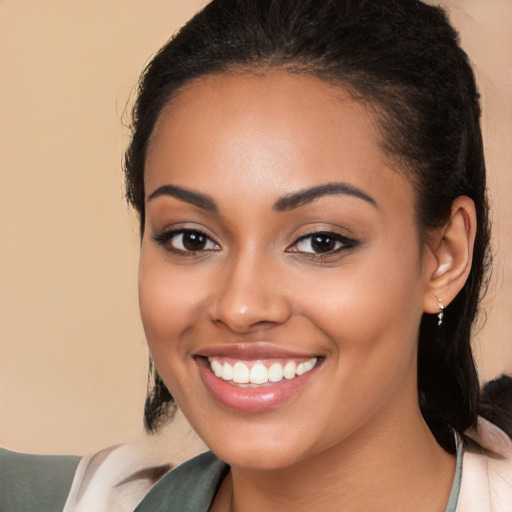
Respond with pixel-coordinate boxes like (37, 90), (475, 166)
(195, 357), (318, 413)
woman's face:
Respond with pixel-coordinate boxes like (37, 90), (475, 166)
(139, 72), (435, 469)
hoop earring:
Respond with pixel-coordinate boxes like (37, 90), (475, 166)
(436, 298), (445, 327)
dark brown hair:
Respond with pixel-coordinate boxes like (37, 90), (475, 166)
(125, 0), (494, 449)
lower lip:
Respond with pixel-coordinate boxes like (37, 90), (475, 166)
(196, 357), (319, 413)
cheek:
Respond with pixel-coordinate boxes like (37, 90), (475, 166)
(138, 248), (202, 355)
(289, 256), (424, 439)
(138, 254), (209, 406)
(292, 246), (425, 371)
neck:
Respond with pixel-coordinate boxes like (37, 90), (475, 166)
(213, 406), (456, 512)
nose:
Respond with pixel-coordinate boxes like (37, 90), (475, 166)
(208, 252), (292, 333)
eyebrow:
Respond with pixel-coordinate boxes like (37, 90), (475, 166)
(147, 181), (377, 214)
(148, 184), (219, 213)
(273, 182), (378, 211)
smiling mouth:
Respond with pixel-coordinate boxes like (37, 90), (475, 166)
(206, 356), (319, 386)
(195, 351), (323, 412)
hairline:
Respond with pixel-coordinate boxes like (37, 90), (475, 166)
(141, 64), (431, 246)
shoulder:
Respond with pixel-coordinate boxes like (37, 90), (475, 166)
(0, 447), (80, 512)
(134, 451), (228, 512)
(457, 417), (512, 512)
(63, 410), (209, 511)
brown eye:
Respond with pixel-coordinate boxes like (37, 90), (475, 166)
(288, 231), (356, 255)
(154, 229), (220, 253)
(182, 231), (208, 251)
(310, 234), (338, 253)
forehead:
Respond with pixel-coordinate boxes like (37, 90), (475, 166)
(145, 71), (413, 215)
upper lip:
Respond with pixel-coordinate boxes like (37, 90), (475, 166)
(195, 342), (319, 360)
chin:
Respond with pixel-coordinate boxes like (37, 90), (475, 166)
(194, 418), (317, 470)
(213, 441), (309, 471)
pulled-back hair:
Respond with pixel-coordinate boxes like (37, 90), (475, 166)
(125, 0), (492, 449)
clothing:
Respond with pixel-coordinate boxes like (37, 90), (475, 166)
(458, 417), (512, 511)
(1, 417), (510, 512)
(134, 451), (228, 512)
(1, 447), (459, 512)
(0, 449), (80, 512)
(136, 445), (463, 512)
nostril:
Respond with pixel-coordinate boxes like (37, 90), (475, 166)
(207, 275), (292, 332)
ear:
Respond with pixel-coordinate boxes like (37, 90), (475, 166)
(423, 196), (477, 314)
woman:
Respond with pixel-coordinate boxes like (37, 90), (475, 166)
(1, 0), (511, 510)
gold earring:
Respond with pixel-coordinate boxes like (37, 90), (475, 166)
(436, 298), (445, 327)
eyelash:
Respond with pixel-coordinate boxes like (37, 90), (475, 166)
(152, 229), (358, 257)
(286, 231), (358, 258)
(153, 229), (221, 255)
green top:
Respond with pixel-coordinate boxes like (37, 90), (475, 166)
(135, 451), (229, 511)
(0, 448), (80, 512)
(0, 441), (463, 511)
(135, 441), (464, 512)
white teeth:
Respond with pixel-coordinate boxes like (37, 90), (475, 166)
(268, 362), (284, 382)
(222, 362), (233, 381)
(304, 358), (316, 372)
(296, 362), (306, 375)
(250, 363), (268, 384)
(232, 362), (249, 383)
(283, 362), (296, 379)
(211, 359), (224, 378)
(208, 357), (318, 384)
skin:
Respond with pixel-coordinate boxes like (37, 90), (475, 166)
(139, 72), (475, 511)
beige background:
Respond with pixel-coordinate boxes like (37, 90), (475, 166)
(1, 1), (511, 455)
